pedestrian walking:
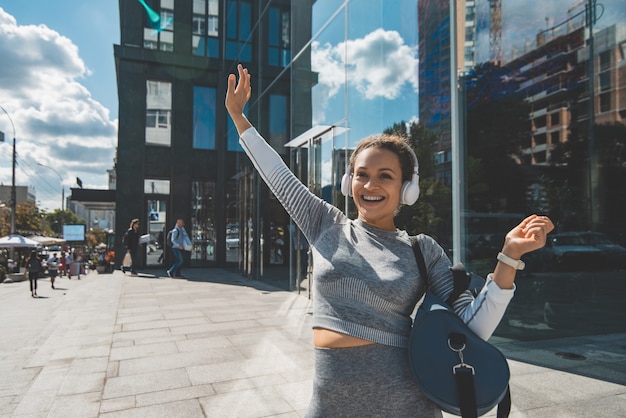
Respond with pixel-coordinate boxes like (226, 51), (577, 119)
(46, 252), (60, 289)
(166, 219), (192, 279)
(59, 251), (67, 277)
(65, 252), (73, 279)
(225, 64), (554, 416)
(122, 219), (140, 275)
(27, 250), (41, 298)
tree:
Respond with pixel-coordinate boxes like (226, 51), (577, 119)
(44, 210), (85, 236)
(13, 201), (44, 236)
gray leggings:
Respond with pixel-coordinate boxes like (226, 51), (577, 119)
(306, 344), (442, 417)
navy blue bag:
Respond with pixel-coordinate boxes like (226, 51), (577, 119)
(408, 236), (511, 418)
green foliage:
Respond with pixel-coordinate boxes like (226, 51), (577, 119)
(17, 201), (43, 234)
(44, 210), (85, 235)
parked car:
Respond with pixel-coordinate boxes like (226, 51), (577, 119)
(226, 233), (239, 249)
(548, 232), (603, 271)
(578, 232), (626, 269)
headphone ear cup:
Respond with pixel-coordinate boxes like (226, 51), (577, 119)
(400, 176), (420, 205)
(341, 173), (352, 197)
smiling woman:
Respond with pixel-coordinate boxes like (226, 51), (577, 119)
(226, 63), (554, 416)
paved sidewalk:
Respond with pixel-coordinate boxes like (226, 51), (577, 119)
(0, 268), (624, 417)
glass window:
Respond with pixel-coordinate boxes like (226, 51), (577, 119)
(146, 198), (167, 267)
(142, 0), (175, 51)
(457, 0), (626, 347)
(193, 86), (217, 150)
(269, 95), (288, 151)
(144, 179), (170, 194)
(191, 181), (216, 265)
(145, 80), (172, 146)
(192, 0), (220, 57)
(268, 7), (290, 67)
(225, 0), (252, 62)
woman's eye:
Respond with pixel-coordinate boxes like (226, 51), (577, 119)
(355, 172), (367, 178)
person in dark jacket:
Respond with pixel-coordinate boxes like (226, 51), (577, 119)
(122, 218), (140, 275)
(27, 250), (41, 298)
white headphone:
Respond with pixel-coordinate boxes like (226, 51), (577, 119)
(340, 145), (420, 206)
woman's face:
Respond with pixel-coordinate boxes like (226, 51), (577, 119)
(351, 147), (403, 231)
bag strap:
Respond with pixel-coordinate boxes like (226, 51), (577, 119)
(409, 236), (468, 306)
(410, 235), (511, 418)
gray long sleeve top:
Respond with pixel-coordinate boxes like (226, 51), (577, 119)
(240, 127), (514, 347)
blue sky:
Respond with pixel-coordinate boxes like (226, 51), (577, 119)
(0, 1), (119, 211)
(0, 1), (120, 116)
(0, 0), (624, 212)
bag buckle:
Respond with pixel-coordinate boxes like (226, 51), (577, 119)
(449, 333), (475, 375)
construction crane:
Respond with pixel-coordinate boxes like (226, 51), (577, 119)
(489, 0), (502, 66)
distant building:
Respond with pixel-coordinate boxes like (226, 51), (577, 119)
(114, 0), (307, 275)
(0, 185), (36, 206)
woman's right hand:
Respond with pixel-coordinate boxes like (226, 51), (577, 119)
(225, 64), (253, 134)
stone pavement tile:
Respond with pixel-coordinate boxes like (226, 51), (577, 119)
(68, 357), (109, 374)
(75, 343), (111, 359)
(175, 335), (233, 352)
(117, 346), (245, 376)
(508, 369), (626, 411)
(510, 395), (626, 418)
(161, 310), (205, 320)
(107, 361), (120, 379)
(99, 398), (204, 418)
(28, 370), (66, 393)
(47, 392), (101, 418)
(58, 372), (106, 396)
(170, 319), (255, 336)
(120, 316), (209, 332)
(138, 334), (188, 346)
(112, 328), (173, 343)
(199, 387), (294, 418)
(102, 368), (192, 399)
(187, 354), (299, 386)
(115, 313), (165, 325)
(574, 359), (626, 385)
(9, 388), (57, 416)
(109, 341), (179, 361)
(235, 338), (310, 359)
(134, 383), (216, 407)
(212, 374), (289, 394)
(0, 366), (40, 391)
(99, 395), (136, 414)
(273, 379), (312, 411)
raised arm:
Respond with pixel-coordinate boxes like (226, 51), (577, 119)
(225, 64), (253, 135)
(492, 215), (554, 289)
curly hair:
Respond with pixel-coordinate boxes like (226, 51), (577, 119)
(348, 134), (416, 183)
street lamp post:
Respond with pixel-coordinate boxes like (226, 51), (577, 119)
(0, 105), (16, 235)
(37, 163), (65, 235)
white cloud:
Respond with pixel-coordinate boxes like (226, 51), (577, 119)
(311, 29), (419, 124)
(0, 7), (116, 210)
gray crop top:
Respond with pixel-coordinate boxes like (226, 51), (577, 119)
(240, 127), (514, 348)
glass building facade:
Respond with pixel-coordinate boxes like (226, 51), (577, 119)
(116, 0), (626, 350)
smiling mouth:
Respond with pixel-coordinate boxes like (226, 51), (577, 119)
(362, 195), (384, 202)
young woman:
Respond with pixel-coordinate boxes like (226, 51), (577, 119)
(225, 64), (554, 416)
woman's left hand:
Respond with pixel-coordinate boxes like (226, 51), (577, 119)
(502, 215), (554, 259)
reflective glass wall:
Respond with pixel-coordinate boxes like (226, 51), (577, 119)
(455, 0), (626, 340)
